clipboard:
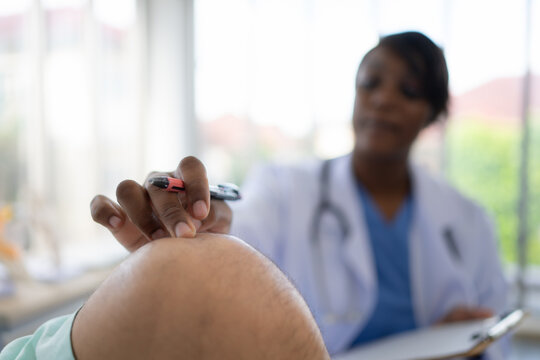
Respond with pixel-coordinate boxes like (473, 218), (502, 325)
(333, 309), (527, 360)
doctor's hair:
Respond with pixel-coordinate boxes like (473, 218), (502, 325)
(358, 31), (449, 125)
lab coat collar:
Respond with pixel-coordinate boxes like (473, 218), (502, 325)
(327, 154), (376, 308)
(408, 164), (474, 326)
(317, 154), (376, 352)
(329, 156), (472, 327)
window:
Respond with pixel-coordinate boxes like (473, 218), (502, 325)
(195, 0), (540, 307)
(195, 0), (377, 184)
(2, 0), (539, 307)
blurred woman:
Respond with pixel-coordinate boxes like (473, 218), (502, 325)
(92, 31), (508, 358)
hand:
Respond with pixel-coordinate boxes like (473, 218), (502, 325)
(437, 306), (494, 324)
(90, 156), (233, 252)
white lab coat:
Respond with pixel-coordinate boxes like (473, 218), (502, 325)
(230, 154), (508, 358)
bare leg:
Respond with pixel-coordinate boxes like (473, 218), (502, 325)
(71, 234), (330, 359)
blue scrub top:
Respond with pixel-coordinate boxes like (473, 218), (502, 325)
(349, 183), (417, 348)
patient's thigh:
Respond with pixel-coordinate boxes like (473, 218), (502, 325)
(71, 234), (329, 360)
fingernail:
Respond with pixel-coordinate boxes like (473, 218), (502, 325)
(192, 219), (202, 230)
(109, 216), (122, 229)
(151, 229), (167, 240)
(175, 222), (193, 237)
(193, 200), (208, 219)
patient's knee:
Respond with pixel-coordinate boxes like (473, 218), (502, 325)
(72, 234), (329, 359)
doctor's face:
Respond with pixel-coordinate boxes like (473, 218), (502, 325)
(352, 46), (433, 162)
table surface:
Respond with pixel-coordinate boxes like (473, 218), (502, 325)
(0, 266), (114, 330)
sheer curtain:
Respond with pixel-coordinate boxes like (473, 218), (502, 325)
(0, 0), (148, 277)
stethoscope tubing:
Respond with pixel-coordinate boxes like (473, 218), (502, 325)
(309, 159), (461, 325)
(310, 159), (362, 324)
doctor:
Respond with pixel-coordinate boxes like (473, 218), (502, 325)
(91, 31), (508, 358)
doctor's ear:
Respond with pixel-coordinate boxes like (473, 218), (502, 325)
(423, 106), (448, 129)
(422, 109), (436, 128)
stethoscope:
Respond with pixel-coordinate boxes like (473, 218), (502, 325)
(309, 159), (462, 325)
(310, 159), (363, 325)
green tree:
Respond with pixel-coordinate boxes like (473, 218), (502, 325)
(446, 117), (540, 265)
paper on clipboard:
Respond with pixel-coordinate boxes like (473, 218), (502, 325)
(333, 309), (527, 360)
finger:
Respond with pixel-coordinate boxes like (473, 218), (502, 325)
(198, 200), (232, 234)
(90, 194), (126, 230)
(174, 156), (210, 220)
(437, 307), (465, 324)
(454, 307), (492, 320)
(467, 307), (494, 319)
(90, 195), (154, 252)
(144, 174), (198, 238)
(438, 306), (494, 324)
(116, 180), (170, 240)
